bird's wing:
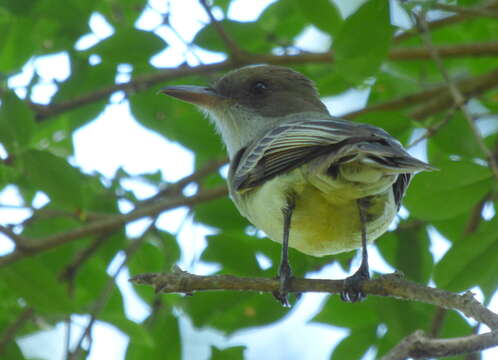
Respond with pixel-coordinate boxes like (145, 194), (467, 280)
(392, 173), (412, 210)
(230, 118), (433, 191)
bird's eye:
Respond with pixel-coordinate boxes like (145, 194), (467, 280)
(251, 81), (268, 94)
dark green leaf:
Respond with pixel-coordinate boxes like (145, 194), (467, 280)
(332, 0), (394, 83)
(297, 0), (342, 36)
(52, 58), (115, 129)
(184, 291), (287, 333)
(259, 0), (307, 43)
(202, 234), (263, 276)
(129, 88), (224, 163)
(90, 29), (167, 67)
(0, 91), (35, 151)
(194, 20), (272, 53)
(431, 113), (482, 158)
(0, 258), (74, 314)
(0, 17), (36, 71)
(353, 111), (413, 143)
(1, 342), (25, 360)
(313, 295), (378, 328)
(211, 345), (246, 360)
(377, 226), (433, 284)
(404, 160), (493, 221)
(330, 325), (377, 360)
(434, 217), (498, 292)
(194, 197), (248, 231)
(125, 310), (180, 360)
(21, 149), (86, 208)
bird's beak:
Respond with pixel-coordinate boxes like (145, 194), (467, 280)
(159, 85), (226, 108)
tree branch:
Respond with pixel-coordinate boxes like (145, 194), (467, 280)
(381, 329), (498, 360)
(0, 185), (227, 267)
(131, 270), (498, 329)
(343, 67), (498, 120)
(32, 41), (498, 121)
(131, 269), (498, 357)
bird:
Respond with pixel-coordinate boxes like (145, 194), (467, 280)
(160, 65), (435, 305)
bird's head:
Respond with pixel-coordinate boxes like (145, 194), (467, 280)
(160, 65), (329, 157)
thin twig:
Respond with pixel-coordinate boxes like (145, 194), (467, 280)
(0, 225), (29, 250)
(464, 192), (492, 235)
(142, 157), (227, 204)
(381, 329), (498, 360)
(60, 233), (112, 295)
(68, 224), (154, 360)
(433, 3), (498, 19)
(415, 13), (498, 181)
(198, 0), (243, 59)
(0, 308), (34, 354)
(407, 108), (456, 148)
(429, 307), (447, 338)
(393, 2), (498, 43)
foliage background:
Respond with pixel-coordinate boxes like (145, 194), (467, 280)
(0, 0), (497, 359)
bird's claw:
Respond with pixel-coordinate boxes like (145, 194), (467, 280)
(273, 261), (292, 307)
(340, 267), (369, 303)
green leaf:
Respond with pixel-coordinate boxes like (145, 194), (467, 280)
(0, 17), (36, 71)
(96, 0), (147, 27)
(313, 295), (378, 329)
(297, 0), (342, 36)
(404, 160), (493, 221)
(434, 218), (498, 292)
(53, 59), (115, 129)
(375, 299), (432, 357)
(90, 29), (167, 67)
(330, 325), (377, 360)
(0, 91), (35, 152)
(377, 226), (433, 284)
(0, 0), (37, 15)
(128, 232), (180, 302)
(211, 345), (246, 360)
(353, 111), (413, 143)
(431, 113), (482, 158)
(194, 20), (272, 53)
(130, 88), (224, 164)
(332, 0), (394, 83)
(125, 310), (180, 360)
(1, 342), (25, 360)
(184, 291), (287, 333)
(194, 197), (248, 231)
(202, 234), (263, 276)
(259, 0), (307, 42)
(0, 258), (74, 314)
(21, 149), (86, 208)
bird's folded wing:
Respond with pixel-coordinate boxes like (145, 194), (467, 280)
(230, 118), (434, 191)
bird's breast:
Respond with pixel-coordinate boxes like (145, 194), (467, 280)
(232, 164), (398, 257)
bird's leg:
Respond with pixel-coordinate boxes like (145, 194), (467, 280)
(340, 198), (370, 302)
(273, 196), (296, 307)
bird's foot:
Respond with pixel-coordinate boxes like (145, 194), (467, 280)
(340, 265), (370, 303)
(273, 261), (293, 307)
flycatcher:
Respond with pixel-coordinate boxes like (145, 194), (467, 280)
(161, 65), (434, 305)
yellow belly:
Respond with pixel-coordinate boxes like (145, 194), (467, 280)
(233, 167), (397, 257)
